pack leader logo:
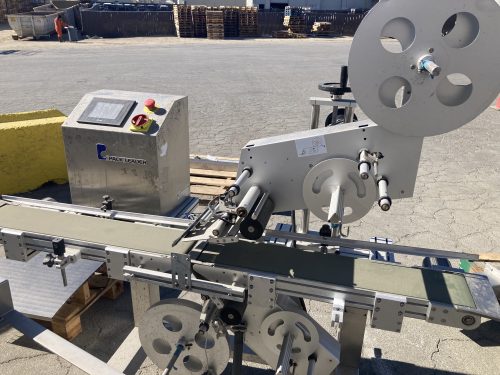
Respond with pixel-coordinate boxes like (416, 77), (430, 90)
(96, 143), (147, 165)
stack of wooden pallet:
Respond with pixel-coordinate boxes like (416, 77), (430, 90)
(206, 9), (224, 39)
(239, 6), (258, 37)
(191, 6), (207, 38)
(222, 6), (239, 38)
(283, 14), (307, 34)
(0, 0), (32, 23)
(174, 4), (194, 38)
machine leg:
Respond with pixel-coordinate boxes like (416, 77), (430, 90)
(310, 104), (321, 130)
(130, 279), (160, 326)
(232, 324), (246, 375)
(336, 307), (367, 375)
(299, 209), (310, 234)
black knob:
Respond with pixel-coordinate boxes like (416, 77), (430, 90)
(43, 254), (55, 268)
(319, 224), (332, 237)
(340, 65), (349, 89)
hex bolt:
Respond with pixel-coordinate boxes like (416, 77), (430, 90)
(375, 307), (380, 312)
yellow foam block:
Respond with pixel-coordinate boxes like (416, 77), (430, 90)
(0, 109), (68, 194)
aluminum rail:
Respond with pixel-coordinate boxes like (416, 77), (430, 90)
(264, 230), (479, 261)
(123, 265), (246, 302)
(1, 195), (192, 228)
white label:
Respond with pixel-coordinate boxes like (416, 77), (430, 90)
(295, 136), (327, 158)
(160, 143), (168, 157)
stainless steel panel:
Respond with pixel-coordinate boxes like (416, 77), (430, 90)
(235, 121), (423, 213)
(62, 89), (190, 215)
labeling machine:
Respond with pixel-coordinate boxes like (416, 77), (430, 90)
(1, 0), (500, 374)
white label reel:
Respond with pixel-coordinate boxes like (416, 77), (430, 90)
(349, 0), (500, 137)
(303, 158), (377, 224)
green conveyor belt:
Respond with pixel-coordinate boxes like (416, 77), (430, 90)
(197, 242), (476, 308)
(0, 204), (192, 255)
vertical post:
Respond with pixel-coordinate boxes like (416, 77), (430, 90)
(232, 324), (246, 375)
(299, 209), (310, 234)
(130, 279), (160, 326)
(336, 307), (368, 375)
(310, 104), (321, 130)
(345, 106), (354, 123)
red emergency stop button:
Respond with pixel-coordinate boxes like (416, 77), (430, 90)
(144, 98), (156, 111)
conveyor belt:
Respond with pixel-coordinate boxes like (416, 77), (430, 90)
(197, 242), (476, 308)
(0, 204), (192, 255)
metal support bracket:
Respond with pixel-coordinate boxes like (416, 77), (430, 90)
(171, 253), (192, 290)
(371, 292), (406, 332)
(1, 229), (34, 262)
(105, 246), (130, 281)
(426, 301), (479, 329)
(331, 297), (345, 326)
(248, 274), (276, 309)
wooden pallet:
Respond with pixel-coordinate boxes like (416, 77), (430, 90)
(192, 6), (207, 37)
(273, 30), (308, 39)
(174, 4), (194, 38)
(189, 155), (238, 200)
(312, 31), (340, 38)
(223, 7), (239, 37)
(35, 268), (124, 340)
